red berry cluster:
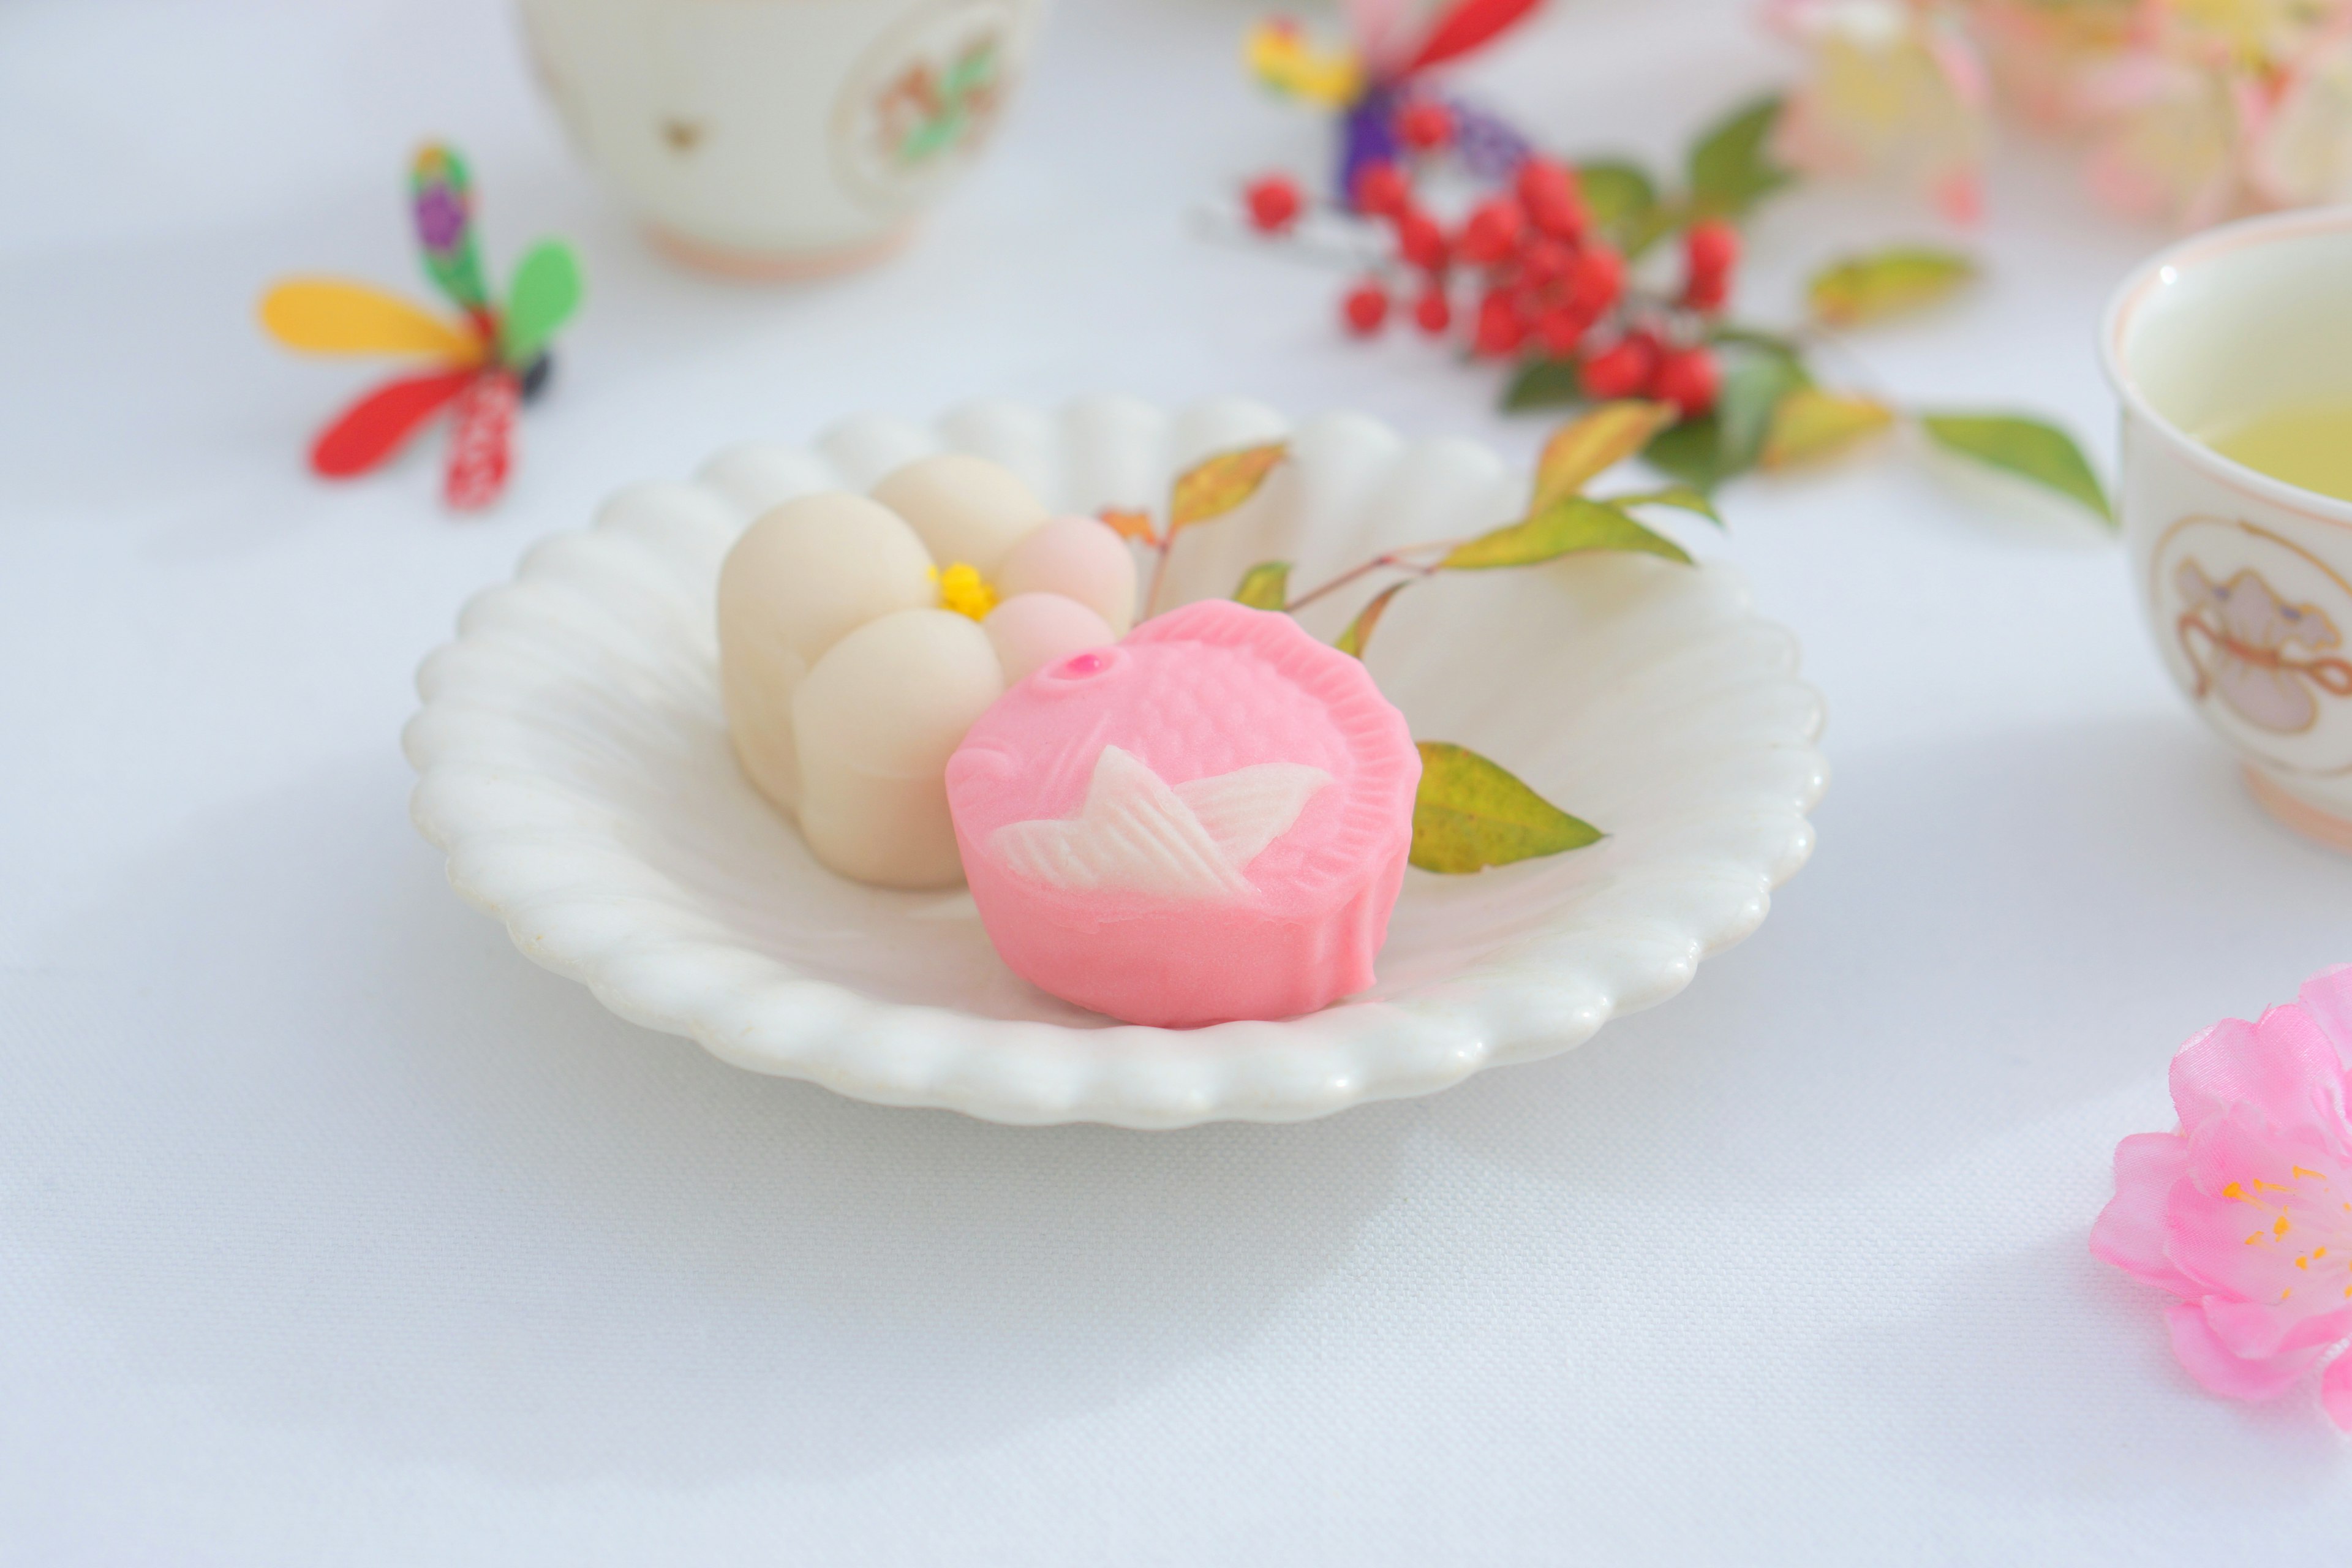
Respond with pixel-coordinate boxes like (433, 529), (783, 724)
(1242, 159), (1745, 420)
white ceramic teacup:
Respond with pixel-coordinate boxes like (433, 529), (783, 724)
(516, 0), (1044, 278)
(2103, 208), (2352, 852)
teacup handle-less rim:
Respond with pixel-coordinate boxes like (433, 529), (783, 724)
(2100, 203), (2352, 529)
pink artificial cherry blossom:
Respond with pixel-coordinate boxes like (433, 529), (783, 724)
(2093, 965), (2352, 1427)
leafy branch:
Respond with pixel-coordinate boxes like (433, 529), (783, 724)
(1158, 403), (1715, 873)
(1101, 410), (1690, 874)
(1507, 99), (2111, 526)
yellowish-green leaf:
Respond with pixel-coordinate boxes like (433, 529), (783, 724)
(1232, 560), (1291, 610)
(1808, 247), (1977, 326)
(1169, 442), (1286, 533)
(1920, 412), (2113, 523)
(1099, 507), (1158, 544)
(1578, 160), (1656, 227)
(1409, 742), (1604, 873)
(1611, 484), (1722, 527)
(1442, 496), (1692, 570)
(1334, 581), (1408, 658)
(1762, 388), (1897, 469)
(1532, 401), (1678, 509)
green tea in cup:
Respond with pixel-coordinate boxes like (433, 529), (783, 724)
(2202, 402), (2352, 504)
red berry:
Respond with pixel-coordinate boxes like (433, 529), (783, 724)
(1516, 159), (1587, 240)
(1536, 307), (1588, 358)
(1244, 173), (1303, 234)
(1651, 346), (1721, 417)
(1414, 286), (1452, 334)
(1519, 238), (1575, 289)
(1397, 100), (1454, 151)
(1457, 197), (1525, 267)
(1684, 219), (1741, 280)
(1343, 279), (1390, 336)
(1567, 244), (1624, 317)
(1353, 161), (1410, 217)
(1581, 334), (1659, 399)
(1515, 157), (1579, 209)
(1683, 271), (1730, 312)
(1395, 207), (1449, 273)
(1473, 290), (1527, 357)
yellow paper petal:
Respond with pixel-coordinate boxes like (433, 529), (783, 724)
(259, 277), (484, 363)
(1244, 21), (1362, 108)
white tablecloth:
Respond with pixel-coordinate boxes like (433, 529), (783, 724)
(8, 0), (2352, 1561)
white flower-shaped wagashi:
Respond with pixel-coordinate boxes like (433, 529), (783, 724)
(718, 453), (1136, 889)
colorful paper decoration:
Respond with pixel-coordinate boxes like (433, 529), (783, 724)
(1245, 0), (1544, 205)
(259, 143), (582, 511)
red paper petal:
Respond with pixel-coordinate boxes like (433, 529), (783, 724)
(309, 369), (475, 478)
(442, 370), (520, 511)
(1404, 0), (1541, 71)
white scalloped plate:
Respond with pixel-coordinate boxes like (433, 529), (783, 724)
(404, 397), (1826, 1127)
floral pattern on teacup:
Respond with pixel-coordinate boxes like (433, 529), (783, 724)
(2177, 560), (2352, 734)
(834, 0), (1023, 213)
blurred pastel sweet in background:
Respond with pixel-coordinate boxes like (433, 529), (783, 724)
(1771, 0), (2352, 227)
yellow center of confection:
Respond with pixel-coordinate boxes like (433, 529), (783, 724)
(933, 561), (997, 622)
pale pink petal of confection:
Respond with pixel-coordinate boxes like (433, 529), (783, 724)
(2083, 138), (2164, 218)
(2091, 1133), (2198, 1295)
(1758, 0), (1823, 42)
(1932, 166), (1985, 225)
(2171, 1011), (2348, 1140)
(2323, 1350), (2352, 1430)
(2167, 1302), (2323, 1401)
(2297, 965), (2352, 1070)
(1926, 27), (1989, 110)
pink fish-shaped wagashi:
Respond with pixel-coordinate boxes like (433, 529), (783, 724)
(945, 600), (1420, 1027)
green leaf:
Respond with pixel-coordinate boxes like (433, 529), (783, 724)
(1687, 95), (1793, 221)
(1637, 346), (1806, 496)
(1611, 484), (1723, 527)
(498, 239), (584, 368)
(1232, 560), (1291, 610)
(1709, 323), (1806, 362)
(1503, 356), (1584, 412)
(1576, 159), (1658, 239)
(1409, 742), (1604, 873)
(1619, 200), (1686, 262)
(1334, 581), (1408, 658)
(1920, 413), (2113, 524)
(1642, 414), (1725, 494)
(1717, 350), (1810, 476)
(1442, 496), (1692, 570)
(1808, 247), (1977, 326)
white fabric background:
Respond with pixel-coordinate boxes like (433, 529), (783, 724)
(6, 0), (2352, 1561)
